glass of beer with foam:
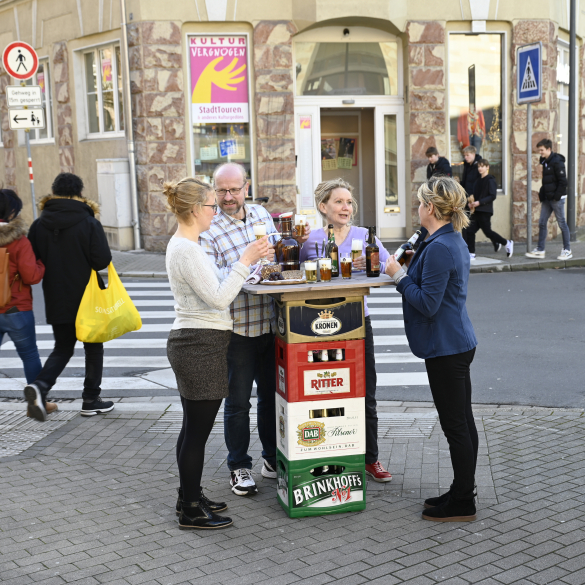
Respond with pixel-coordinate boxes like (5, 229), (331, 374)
(340, 255), (352, 279)
(305, 260), (317, 282)
(253, 222), (268, 264)
(319, 258), (332, 282)
(294, 214), (307, 238)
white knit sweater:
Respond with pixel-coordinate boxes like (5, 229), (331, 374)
(166, 236), (250, 331)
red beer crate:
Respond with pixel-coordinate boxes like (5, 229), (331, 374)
(276, 336), (365, 403)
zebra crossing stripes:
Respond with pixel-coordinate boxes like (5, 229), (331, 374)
(0, 278), (429, 397)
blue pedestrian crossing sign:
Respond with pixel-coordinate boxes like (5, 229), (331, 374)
(517, 43), (542, 104)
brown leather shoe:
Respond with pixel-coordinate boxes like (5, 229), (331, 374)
(27, 401), (58, 418)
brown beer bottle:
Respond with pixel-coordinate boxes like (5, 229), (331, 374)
(365, 226), (380, 277)
(394, 230), (422, 266)
(275, 213), (300, 271)
(325, 224), (339, 277)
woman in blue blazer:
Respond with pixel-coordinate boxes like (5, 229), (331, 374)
(386, 176), (478, 522)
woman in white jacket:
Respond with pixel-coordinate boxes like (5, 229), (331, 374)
(164, 177), (270, 530)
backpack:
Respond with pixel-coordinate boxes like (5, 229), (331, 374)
(0, 248), (11, 308)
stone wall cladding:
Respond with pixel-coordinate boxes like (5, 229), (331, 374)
(129, 21), (186, 251)
(407, 21), (447, 228)
(579, 44), (585, 228)
(253, 21), (297, 214)
(0, 67), (16, 189)
(511, 20), (560, 242)
(52, 41), (75, 173)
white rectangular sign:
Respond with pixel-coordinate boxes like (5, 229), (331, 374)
(6, 85), (43, 107)
(8, 107), (45, 130)
(303, 367), (351, 396)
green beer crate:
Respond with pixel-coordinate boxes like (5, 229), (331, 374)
(276, 450), (366, 518)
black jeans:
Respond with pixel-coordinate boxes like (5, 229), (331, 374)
(425, 348), (478, 501)
(364, 316), (379, 464)
(176, 396), (222, 502)
(35, 323), (103, 402)
(465, 212), (507, 254)
(224, 332), (276, 471)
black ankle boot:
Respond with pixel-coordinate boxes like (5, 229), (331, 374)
(176, 488), (227, 515)
(178, 500), (233, 530)
(422, 497), (476, 522)
(424, 490), (451, 509)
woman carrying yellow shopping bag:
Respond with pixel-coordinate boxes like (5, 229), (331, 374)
(76, 263), (142, 343)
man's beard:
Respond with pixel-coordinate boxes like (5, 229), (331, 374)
(220, 201), (243, 216)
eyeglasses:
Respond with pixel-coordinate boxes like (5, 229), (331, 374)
(202, 204), (218, 212)
(214, 185), (246, 197)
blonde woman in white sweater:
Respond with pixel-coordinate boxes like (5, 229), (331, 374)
(164, 177), (270, 530)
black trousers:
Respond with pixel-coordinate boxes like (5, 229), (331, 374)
(465, 212), (507, 254)
(35, 323), (103, 402)
(364, 316), (379, 464)
(425, 348), (478, 501)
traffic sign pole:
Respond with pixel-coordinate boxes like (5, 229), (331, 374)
(25, 129), (37, 220)
(527, 103), (532, 253)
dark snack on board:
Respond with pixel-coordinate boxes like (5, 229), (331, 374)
(282, 270), (303, 280)
(261, 264), (281, 280)
(267, 272), (285, 281)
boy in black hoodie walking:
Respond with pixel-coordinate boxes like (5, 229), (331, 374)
(525, 138), (571, 260)
(466, 160), (513, 260)
(24, 173), (114, 422)
(426, 147), (452, 179)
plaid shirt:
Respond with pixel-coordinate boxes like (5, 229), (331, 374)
(199, 204), (278, 337)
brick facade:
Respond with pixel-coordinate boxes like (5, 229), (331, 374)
(0, 69), (16, 190)
(407, 21), (447, 229)
(129, 21), (187, 251)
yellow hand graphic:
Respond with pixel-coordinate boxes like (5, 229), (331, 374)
(192, 57), (246, 103)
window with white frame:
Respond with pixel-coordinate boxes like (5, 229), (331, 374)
(83, 44), (124, 136)
(22, 59), (54, 142)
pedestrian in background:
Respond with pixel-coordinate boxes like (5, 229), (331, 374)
(426, 147), (452, 179)
(460, 145), (482, 252)
(300, 178), (393, 482)
(24, 173), (114, 421)
(199, 162), (308, 497)
(466, 160), (513, 260)
(165, 177), (270, 529)
(385, 176), (478, 522)
(0, 190), (52, 414)
(526, 138), (572, 260)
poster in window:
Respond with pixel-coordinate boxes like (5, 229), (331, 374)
(190, 36), (249, 124)
(337, 137), (356, 169)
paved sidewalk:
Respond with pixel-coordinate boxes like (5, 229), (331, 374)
(1, 403), (585, 585)
(109, 229), (585, 278)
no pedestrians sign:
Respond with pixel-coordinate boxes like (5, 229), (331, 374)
(2, 41), (38, 80)
(517, 43), (542, 104)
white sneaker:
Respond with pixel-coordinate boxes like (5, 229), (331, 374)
(557, 249), (573, 260)
(230, 468), (258, 496)
(261, 460), (277, 479)
(469, 253), (476, 260)
(525, 249), (545, 259)
(505, 240), (514, 258)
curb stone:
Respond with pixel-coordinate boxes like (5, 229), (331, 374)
(470, 256), (585, 273)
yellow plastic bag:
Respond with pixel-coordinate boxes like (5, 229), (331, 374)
(75, 263), (142, 343)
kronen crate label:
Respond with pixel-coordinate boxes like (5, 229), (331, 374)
(311, 309), (342, 336)
(303, 367), (350, 396)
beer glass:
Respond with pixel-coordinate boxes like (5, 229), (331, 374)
(351, 238), (363, 269)
(340, 255), (352, 279)
(319, 258), (332, 282)
(304, 260), (317, 282)
(253, 222), (268, 265)
(294, 214), (307, 238)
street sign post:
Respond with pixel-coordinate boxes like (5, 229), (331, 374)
(516, 42), (543, 253)
(6, 85), (42, 107)
(8, 108), (45, 130)
(3, 41), (41, 219)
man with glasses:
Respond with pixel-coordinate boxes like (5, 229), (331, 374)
(199, 162), (310, 496)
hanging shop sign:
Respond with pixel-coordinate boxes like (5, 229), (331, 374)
(189, 35), (249, 124)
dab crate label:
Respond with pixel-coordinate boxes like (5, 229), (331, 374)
(303, 367), (351, 396)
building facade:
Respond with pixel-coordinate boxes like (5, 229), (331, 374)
(1, 0), (584, 250)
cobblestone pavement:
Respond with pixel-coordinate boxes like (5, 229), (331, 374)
(1, 405), (585, 585)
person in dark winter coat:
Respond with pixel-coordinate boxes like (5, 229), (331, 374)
(426, 147), (452, 179)
(0, 191), (55, 415)
(24, 173), (115, 422)
(461, 146), (482, 196)
(465, 160), (513, 260)
(526, 138), (571, 260)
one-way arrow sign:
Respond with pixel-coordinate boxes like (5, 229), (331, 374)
(8, 107), (45, 130)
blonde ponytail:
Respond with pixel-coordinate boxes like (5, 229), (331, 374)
(163, 177), (212, 224)
(417, 176), (470, 232)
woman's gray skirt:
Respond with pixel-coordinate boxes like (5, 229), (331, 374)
(167, 328), (231, 401)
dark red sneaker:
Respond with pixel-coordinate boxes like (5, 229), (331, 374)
(365, 461), (392, 483)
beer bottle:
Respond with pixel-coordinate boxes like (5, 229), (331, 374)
(320, 349), (329, 362)
(394, 230), (422, 266)
(307, 351), (314, 363)
(325, 224), (339, 277)
(365, 226), (380, 278)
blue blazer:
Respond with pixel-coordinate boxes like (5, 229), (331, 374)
(396, 223), (477, 359)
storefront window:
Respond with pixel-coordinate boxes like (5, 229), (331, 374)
(557, 44), (570, 160)
(189, 35), (252, 187)
(295, 42), (398, 96)
(448, 34), (503, 188)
